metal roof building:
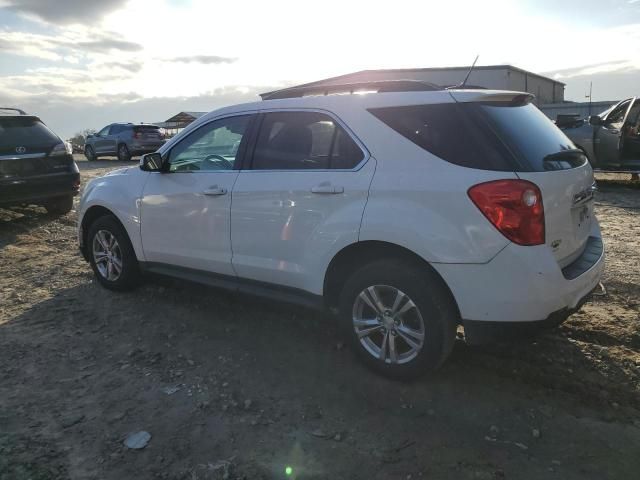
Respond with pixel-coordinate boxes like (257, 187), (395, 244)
(155, 111), (207, 137)
(268, 65), (565, 105)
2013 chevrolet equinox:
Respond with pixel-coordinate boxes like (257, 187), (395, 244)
(78, 81), (604, 378)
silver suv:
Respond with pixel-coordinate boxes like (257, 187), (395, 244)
(84, 123), (164, 162)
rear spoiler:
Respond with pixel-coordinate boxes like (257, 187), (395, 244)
(447, 90), (535, 106)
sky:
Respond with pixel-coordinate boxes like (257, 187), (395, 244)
(0, 0), (639, 139)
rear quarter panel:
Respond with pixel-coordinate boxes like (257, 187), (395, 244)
(342, 106), (515, 264)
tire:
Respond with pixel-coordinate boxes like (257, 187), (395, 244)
(44, 195), (74, 215)
(87, 215), (140, 291)
(117, 143), (131, 162)
(338, 259), (458, 379)
(84, 145), (97, 161)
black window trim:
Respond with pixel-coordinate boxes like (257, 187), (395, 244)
(159, 111), (258, 174)
(244, 108), (370, 173)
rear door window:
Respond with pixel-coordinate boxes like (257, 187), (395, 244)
(251, 111), (364, 170)
(0, 117), (60, 153)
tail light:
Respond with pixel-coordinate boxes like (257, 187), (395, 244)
(468, 179), (545, 246)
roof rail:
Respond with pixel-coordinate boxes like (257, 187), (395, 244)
(0, 107), (27, 115)
(260, 80), (441, 100)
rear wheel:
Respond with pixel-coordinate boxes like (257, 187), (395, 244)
(44, 195), (73, 215)
(339, 259), (457, 379)
(84, 145), (97, 161)
(117, 143), (131, 162)
(88, 215), (140, 291)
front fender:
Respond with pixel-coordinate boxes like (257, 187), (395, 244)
(78, 168), (148, 261)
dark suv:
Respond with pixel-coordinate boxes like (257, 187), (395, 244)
(84, 123), (164, 162)
(0, 108), (80, 214)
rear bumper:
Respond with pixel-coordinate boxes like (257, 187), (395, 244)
(433, 221), (604, 339)
(462, 287), (596, 344)
(0, 171), (80, 207)
(130, 140), (163, 155)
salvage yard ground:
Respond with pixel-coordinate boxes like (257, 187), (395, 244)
(1, 158), (639, 479)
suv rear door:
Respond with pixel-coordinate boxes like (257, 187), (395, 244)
(230, 110), (374, 292)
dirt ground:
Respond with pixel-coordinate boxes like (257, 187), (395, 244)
(1, 158), (639, 479)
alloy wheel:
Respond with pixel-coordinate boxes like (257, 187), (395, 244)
(352, 285), (426, 364)
(92, 229), (123, 281)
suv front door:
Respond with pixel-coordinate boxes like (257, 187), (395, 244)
(140, 114), (254, 275)
(230, 110), (374, 293)
(595, 97), (635, 166)
(93, 125), (113, 154)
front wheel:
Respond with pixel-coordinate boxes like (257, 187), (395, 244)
(84, 145), (97, 161)
(339, 259), (458, 379)
(117, 143), (131, 162)
(88, 215), (140, 291)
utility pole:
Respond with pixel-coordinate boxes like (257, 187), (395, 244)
(585, 81), (593, 116)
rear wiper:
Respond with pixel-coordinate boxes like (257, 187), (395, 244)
(543, 149), (587, 170)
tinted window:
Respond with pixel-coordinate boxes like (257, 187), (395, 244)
(0, 117), (59, 149)
(252, 111), (363, 170)
(110, 125), (123, 134)
(369, 103), (513, 171)
(168, 115), (249, 172)
(479, 103), (579, 171)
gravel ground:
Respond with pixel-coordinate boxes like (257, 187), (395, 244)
(1, 158), (639, 479)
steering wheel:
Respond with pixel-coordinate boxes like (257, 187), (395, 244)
(202, 154), (233, 170)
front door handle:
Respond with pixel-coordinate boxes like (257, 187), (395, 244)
(203, 186), (227, 196)
(311, 184), (344, 194)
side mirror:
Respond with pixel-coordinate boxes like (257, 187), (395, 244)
(140, 152), (164, 172)
(589, 115), (603, 126)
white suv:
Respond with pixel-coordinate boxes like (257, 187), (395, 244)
(78, 81), (604, 378)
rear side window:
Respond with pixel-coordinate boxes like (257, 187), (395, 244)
(0, 117), (60, 149)
(478, 103), (579, 171)
(251, 111), (364, 170)
(370, 102), (581, 172)
(369, 104), (514, 171)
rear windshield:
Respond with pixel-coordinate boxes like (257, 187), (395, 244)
(134, 125), (160, 132)
(0, 117), (60, 148)
(369, 102), (583, 172)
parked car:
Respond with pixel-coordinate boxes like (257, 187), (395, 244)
(0, 107), (80, 214)
(84, 123), (164, 162)
(562, 96), (640, 171)
(77, 82), (604, 378)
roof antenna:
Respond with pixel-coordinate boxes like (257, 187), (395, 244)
(447, 55), (479, 89)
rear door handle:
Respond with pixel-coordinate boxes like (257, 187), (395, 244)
(203, 186), (227, 196)
(311, 184), (344, 194)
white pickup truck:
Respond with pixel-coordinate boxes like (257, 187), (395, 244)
(562, 97), (640, 173)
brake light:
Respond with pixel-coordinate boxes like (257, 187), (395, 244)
(468, 179), (545, 246)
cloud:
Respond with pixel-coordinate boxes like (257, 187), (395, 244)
(101, 61), (143, 73)
(1, 0), (129, 24)
(0, 29), (143, 62)
(544, 60), (636, 79)
(0, 86), (272, 138)
(65, 37), (142, 53)
(167, 55), (237, 65)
